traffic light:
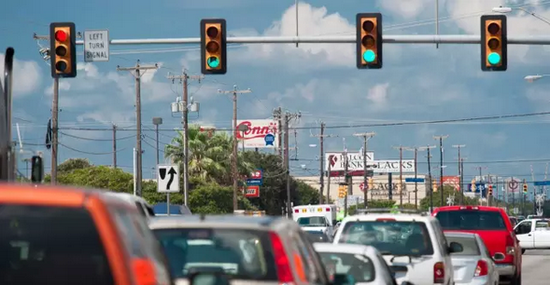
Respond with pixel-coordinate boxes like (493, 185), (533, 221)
(488, 185), (493, 196)
(200, 19), (227, 75)
(367, 177), (374, 190)
(481, 15), (507, 71)
(30, 155), (44, 183)
(523, 183), (528, 193)
(338, 183), (347, 198)
(356, 13), (382, 69)
(50, 22), (77, 78)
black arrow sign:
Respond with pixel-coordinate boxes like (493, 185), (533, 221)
(166, 167), (177, 190)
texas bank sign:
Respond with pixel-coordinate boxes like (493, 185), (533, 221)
(236, 119), (278, 148)
(325, 152), (415, 174)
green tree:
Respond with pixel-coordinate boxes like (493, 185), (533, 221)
(188, 182), (256, 214)
(56, 165), (133, 193)
(58, 158), (92, 173)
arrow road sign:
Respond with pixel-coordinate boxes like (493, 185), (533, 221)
(157, 164), (180, 193)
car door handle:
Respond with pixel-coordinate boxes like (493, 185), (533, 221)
(528, 234), (532, 236)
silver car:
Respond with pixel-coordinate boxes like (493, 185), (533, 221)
(444, 232), (499, 285)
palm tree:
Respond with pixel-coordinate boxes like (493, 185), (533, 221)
(165, 125), (254, 185)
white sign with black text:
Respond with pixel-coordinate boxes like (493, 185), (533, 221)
(157, 164), (180, 193)
(84, 30), (109, 62)
(325, 152), (375, 172)
(370, 160), (415, 173)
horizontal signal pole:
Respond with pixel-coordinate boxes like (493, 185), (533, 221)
(62, 35), (550, 46)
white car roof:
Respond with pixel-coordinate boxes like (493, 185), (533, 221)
(103, 192), (151, 207)
(341, 213), (435, 223)
(313, 242), (379, 256)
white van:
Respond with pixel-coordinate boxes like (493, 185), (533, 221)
(292, 204), (337, 237)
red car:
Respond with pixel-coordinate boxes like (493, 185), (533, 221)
(432, 206), (522, 285)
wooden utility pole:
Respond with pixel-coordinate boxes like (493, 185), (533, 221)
(419, 145), (436, 212)
(168, 71), (203, 205)
(311, 122), (336, 204)
(112, 124), (117, 168)
(392, 146), (405, 206)
(219, 86), (252, 211)
(354, 132), (375, 208)
(273, 107), (284, 159)
(452, 144), (466, 204)
(283, 111), (301, 216)
(117, 60), (159, 197)
(434, 135), (449, 205)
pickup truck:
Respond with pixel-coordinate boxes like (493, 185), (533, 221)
(514, 218), (550, 253)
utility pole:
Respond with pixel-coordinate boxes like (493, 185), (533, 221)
(168, 72), (203, 206)
(117, 60), (159, 197)
(112, 124), (117, 168)
(392, 146), (405, 206)
(452, 144), (466, 204)
(354, 132), (375, 208)
(343, 138), (349, 217)
(434, 135), (449, 205)
(312, 122), (336, 204)
(420, 145), (436, 212)
(283, 111), (301, 216)
(219, 86), (252, 211)
(404, 147), (421, 208)
(50, 78), (59, 185)
(273, 107), (283, 159)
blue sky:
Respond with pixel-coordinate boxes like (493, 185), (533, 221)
(3, 0), (550, 187)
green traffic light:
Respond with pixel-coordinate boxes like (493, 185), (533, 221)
(488, 52), (501, 65)
(207, 56), (220, 68)
(363, 50), (376, 63)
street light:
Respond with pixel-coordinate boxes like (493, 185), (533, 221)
(492, 6), (550, 26)
(524, 74), (549, 82)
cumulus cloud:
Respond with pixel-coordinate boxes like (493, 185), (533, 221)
(0, 53), (42, 97)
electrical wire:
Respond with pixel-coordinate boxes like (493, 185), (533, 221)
(59, 142), (128, 155)
(59, 131), (136, 141)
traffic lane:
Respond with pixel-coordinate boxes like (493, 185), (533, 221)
(517, 250), (550, 285)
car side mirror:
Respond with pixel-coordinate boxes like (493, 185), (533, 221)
(332, 273), (355, 285)
(189, 272), (231, 285)
(448, 241), (463, 253)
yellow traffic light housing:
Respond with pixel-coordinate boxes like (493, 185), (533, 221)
(481, 15), (507, 71)
(356, 13), (382, 69)
(488, 185), (493, 196)
(338, 183), (348, 198)
(50, 22), (77, 78)
(201, 19), (227, 75)
(367, 177), (374, 190)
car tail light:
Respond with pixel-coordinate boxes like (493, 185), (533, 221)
(474, 260), (488, 277)
(506, 234), (515, 255)
(434, 262), (445, 283)
(269, 232), (294, 284)
(326, 207), (330, 211)
(294, 209), (299, 213)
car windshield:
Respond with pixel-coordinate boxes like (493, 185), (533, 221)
(297, 216), (328, 227)
(0, 204), (114, 285)
(318, 252), (375, 282)
(306, 231), (330, 242)
(153, 228), (277, 280)
(436, 210), (507, 230)
(337, 221), (434, 256)
(444, 235), (480, 256)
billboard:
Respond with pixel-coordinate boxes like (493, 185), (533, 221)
(325, 152), (375, 172)
(371, 160), (415, 173)
(236, 119), (278, 148)
(442, 176), (460, 191)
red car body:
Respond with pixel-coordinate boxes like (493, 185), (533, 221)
(432, 206), (522, 284)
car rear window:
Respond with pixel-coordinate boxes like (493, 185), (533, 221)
(337, 221), (434, 256)
(306, 231), (330, 242)
(436, 210), (507, 230)
(0, 204), (114, 285)
(297, 216), (328, 227)
(318, 252), (375, 282)
(444, 235), (480, 256)
(153, 228), (277, 280)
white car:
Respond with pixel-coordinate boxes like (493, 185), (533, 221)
(313, 243), (401, 285)
(333, 209), (463, 285)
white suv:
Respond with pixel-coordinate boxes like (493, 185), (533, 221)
(333, 209), (463, 285)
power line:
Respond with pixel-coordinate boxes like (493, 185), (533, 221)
(59, 142), (129, 155)
(59, 131), (135, 141)
(58, 110), (550, 132)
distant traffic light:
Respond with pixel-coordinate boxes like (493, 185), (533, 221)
(200, 19), (227, 75)
(30, 155), (44, 183)
(523, 183), (528, 193)
(50, 22), (77, 78)
(367, 177), (374, 190)
(338, 183), (348, 198)
(356, 13), (382, 69)
(481, 15), (507, 71)
(488, 185), (493, 196)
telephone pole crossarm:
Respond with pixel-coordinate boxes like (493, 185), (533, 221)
(218, 86), (252, 212)
(116, 60), (159, 197)
(354, 132), (375, 208)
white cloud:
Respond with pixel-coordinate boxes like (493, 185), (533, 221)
(367, 83), (390, 107)
(0, 53), (42, 97)
(377, 0), (436, 19)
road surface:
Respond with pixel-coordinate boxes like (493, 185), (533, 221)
(520, 250), (550, 284)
